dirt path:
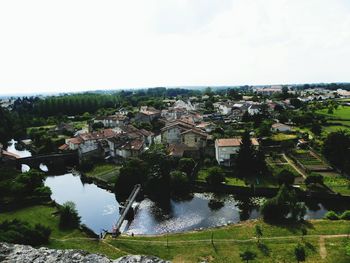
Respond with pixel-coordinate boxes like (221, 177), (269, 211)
(319, 236), (326, 259)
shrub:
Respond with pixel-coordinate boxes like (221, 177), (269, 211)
(0, 219), (51, 246)
(324, 211), (339, 220)
(59, 201), (81, 229)
(205, 167), (225, 185)
(169, 170), (190, 193)
(276, 169), (295, 186)
(340, 210), (350, 220)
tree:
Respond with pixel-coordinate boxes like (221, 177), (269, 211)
(178, 158), (196, 178)
(260, 185), (306, 222)
(169, 170), (190, 193)
(235, 131), (256, 178)
(59, 201), (81, 229)
(276, 169), (295, 186)
(240, 250), (257, 263)
(115, 158), (148, 198)
(311, 121), (322, 135)
(255, 225), (263, 243)
(205, 167), (225, 185)
(323, 131), (350, 173)
(294, 243), (306, 262)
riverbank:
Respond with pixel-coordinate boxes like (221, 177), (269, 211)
(2, 204), (349, 262)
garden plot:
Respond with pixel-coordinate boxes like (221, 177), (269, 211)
(292, 150), (331, 172)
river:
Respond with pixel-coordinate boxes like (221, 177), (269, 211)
(6, 140), (348, 236)
(44, 173), (347, 236)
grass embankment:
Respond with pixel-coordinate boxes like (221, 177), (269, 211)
(2, 205), (350, 262)
(0, 205), (126, 258)
(85, 164), (121, 184)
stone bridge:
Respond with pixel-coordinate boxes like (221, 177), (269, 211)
(17, 152), (79, 171)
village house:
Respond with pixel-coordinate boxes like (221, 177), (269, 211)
(62, 125), (152, 161)
(218, 102), (234, 115)
(135, 106), (161, 123)
(247, 104), (261, 115)
(271, 123), (292, 132)
(107, 134), (145, 160)
(215, 138), (259, 166)
(161, 120), (211, 149)
(93, 114), (127, 128)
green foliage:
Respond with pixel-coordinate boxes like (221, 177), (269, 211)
(260, 185), (306, 222)
(276, 169), (295, 186)
(178, 158), (196, 177)
(115, 158), (148, 198)
(324, 211), (339, 220)
(59, 201), (81, 229)
(323, 131), (350, 173)
(235, 131), (268, 179)
(0, 219), (51, 246)
(0, 168), (51, 207)
(169, 170), (190, 194)
(205, 167), (225, 185)
(340, 210), (350, 220)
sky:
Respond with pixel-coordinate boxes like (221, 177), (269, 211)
(0, 0), (350, 95)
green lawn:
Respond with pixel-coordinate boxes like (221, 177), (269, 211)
(320, 172), (350, 196)
(2, 204), (350, 262)
(85, 163), (121, 184)
(317, 106), (350, 120)
(197, 167), (246, 187)
(0, 205), (85, 239)
(271, 133), (297, 141)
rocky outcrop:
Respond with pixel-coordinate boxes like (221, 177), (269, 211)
(0, 242), (170, 263)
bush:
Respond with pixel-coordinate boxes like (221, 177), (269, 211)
(276, 169), (295, 186)
(324, 211), (339, 220)
(0, 219), (51, 246)
(340, 210), (350, 220)
(59, 201), (81, 229)
(205, 167), (225, 185)
(169, 170), (190, 193)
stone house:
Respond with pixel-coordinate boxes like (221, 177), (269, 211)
(215, 138), (259, 166)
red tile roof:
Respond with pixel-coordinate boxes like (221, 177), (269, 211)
(216, 138), (259, 147)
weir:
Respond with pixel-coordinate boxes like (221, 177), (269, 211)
(112, 184), (141, 236)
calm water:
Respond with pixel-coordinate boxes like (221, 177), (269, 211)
(6, 139), (32, 172)
(44, 174), (345, 235)
(45, 174), (120, 234)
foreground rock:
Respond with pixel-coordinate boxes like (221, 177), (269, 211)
(0, 242), (170, 263)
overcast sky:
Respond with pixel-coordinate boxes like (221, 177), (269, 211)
(0, 0), (350, 94)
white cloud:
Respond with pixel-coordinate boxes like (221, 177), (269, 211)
(0, 0), (349, 94)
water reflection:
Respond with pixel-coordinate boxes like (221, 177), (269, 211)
(126, 193), (259, 235)
(45, 174), (120, 234)
(6, 139), (31, 158)
(45, 174), (349, 236)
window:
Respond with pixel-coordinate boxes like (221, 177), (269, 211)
(195, 137), (198, 142)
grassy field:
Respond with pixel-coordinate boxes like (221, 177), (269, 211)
(197, 167), (246, 187)
(1, 205), (350, 262)
(85, 163), (121, 184)
(319, 172), (350, 196)
(317, 106), (350, 120)
(271, 133), (297, 141)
